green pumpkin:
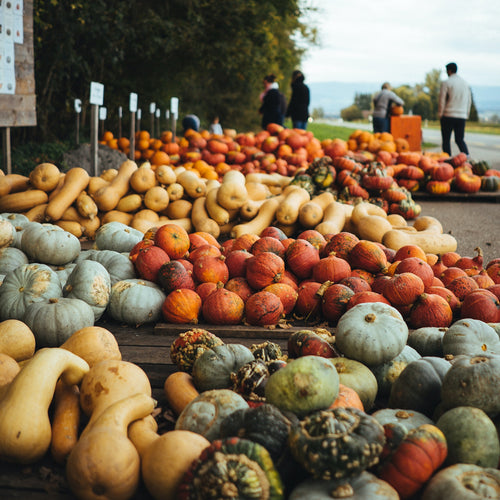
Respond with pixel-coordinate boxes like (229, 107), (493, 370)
(289, 173), (316, 196)
(63, 260), (112, 321)
(330, 357), (378, 411)
(1, 213), (31, 249)
(20, 222), (81, 265)
(441, 353), (500, 417)
(0, 263), (62, 321)
(192, 343), (255, 392)
(388, 356), (451, 418)
(436, 406), (500, 468)
(442, 319), (500, 356)
(177, 437), (284, 500)
(175, 389), (249, 441)
(407, 326), (446, 357)
(288, 407), (385, 480)
(422, 463), (500, 500)
(265, 355), (339, 417)
(23, 297), (95, 347)
(481, 175), (500, 192)
(289, 471), (399, 500)
(308, 157), (336, 189)
(93, 221), (143, 253)
(107, 278), (166, 326)
(470, 159), (491, 176)
(51, 262), (77, 287)
(0, 246), (29, 275)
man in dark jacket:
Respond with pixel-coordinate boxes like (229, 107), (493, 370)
(286, 70), (310, 129)
(259, 74), (284, 129)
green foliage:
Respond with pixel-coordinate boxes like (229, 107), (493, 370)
(31, 0), (317, 143)
(340, 104), (363, 122)
(354, 93), (372, 111)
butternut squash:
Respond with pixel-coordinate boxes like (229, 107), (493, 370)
(54, 220), (83, 238)
(159, 216), (193, 234)
(155, 164), (177, 186)
(166, 182), (184, 201)
(315, 200), (348, 235)
(100, 210), (134, 226)
(275, 186), (311, 225)
(29, 163), (61, 192)
(0, 348), (89, 464)
(298, 191), (335, 228)
(144, 185), (169, 212)
(0, 319), (36, 361)
(217, 169), (248, 210)
(116, 193), (143, 213)
(45, 167), (90, 221)
(92, 159), (138, 212)
(387, 213), (410, 228)
(163, 371), (200, 415)
(205, 179), (221, 192)
(205, 187), (232, 225)
(245, 172), (292, 188)
(128, 418), (210, 500)
(164, 199), (192, 220)
(48, 173), (67, 200)
(231, 195), (283, 238)
(130, 217), (160, 234)
(0, 189), (48, 213)
(245, 181), (271, 201)
(87, 175), (109, 196)
(0, 173), (30, 196)
(239, 197), (268, 221)
(382, 215), (458, 254)
(23, 203), (48, 222)
(130, 163), (158, 193)
(66, 393), (156, 500)
(76, 191), (98, 220)
(191, 196), (220, 238)
(100, 168), (118, 182)
(176, 170), (207, 199)
(0, 352), (20, 393)
(60, 326), (121, 368)
(351, 202), (392, 243)
(50, 381), (81, 464)
(80, 215), (101, 240)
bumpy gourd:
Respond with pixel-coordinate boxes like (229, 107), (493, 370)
(0, 348), (89, 464)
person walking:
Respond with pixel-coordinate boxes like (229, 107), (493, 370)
(438, 62), (472, 156)
(259, 74), (284, 129)
(372, 83), (404, 133)
(286, 70), (310, 130)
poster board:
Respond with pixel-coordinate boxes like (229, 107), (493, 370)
(0, 0), (36, 127)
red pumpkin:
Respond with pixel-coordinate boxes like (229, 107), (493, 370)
(454, 170), (481, 193)
(425, 285), (461, 314)
(133, 245), (170, 283)
(441, 251), (461, 267)
(378, 424), (447, 499)
(287, 329), (338, 359)
(195, 281), (218, 301)
(393, 244), (427, 263)
(430, 163), (454, 181)
(188, 231), (221, 252)
(157, 260), (195, 293)
(296, 229), (327, 253)
(250, 236), (285, 258)
(225, 277), (254, 302)
(187, 244), (221, 264)
(472, 271), (495, 289)
(294, 281), (323, 319)
(486, 262), (500, 284)
(321, 231), (360, 259)
(312, 254), (351, 284)
(395, 257), (434, 289)
(231, 233), (260, 252)
(431, 256), (448, 278)
(201, 288), (244, 325)
(348, 240), (388, 274)
(350, 268), (375, 284)
(224, 249), (252, 278)
(259, 226), (287, 241)
(338, 276), (372, 294)
(154, 223), (190, 260)
(487, 283), (500, 300)
(446, 275), (479, 301)
(285, 238), (320, 280)
(245, 252), (285, 290)
(161, 289), (202, 324)
(439, 266), (467, 286)
(280, 269), (299, 290)
(460, 289), (500, 323)
(321, 283), (354, 324)
(346, 291), (391, 310)
(383, 273), (425, 306)
(409, 293), (453, 328)
(128, 239), (154, 265)
(244, 291), (284, 326)
(371, 275), (392, 294)
(192, 255), (229, 284)
(262, 282), (298, 315)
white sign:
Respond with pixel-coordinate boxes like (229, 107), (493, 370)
(155, 108), (160, 118)
(137, 109), (142, 120)
(99, 107), (107, 120)
(89, 82), (104, 106)
(170, 97), (179, 118)
(74, 98), (82, 113)
(118, 106), (123, 118)
(165, 110), (170, 119)
(129, 93), (138, 112)
(149, 102), (156, 113)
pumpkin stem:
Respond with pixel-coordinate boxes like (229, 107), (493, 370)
(364, 313), (376, 323)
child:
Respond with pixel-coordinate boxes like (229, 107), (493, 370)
(209, 116), (223, 135)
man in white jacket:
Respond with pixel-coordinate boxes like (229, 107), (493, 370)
(438, 62), (472, 156)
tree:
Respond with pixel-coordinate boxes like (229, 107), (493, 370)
(341, 104), (362, 122)
(423, 69), (442, 119)
(354, 93), (372, 111)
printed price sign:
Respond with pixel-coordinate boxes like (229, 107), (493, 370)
(149, 102), (156, 113)
(99, 107), (107, 120)
(89, 82), (104, 106)
(74, 98), (82, 113)
(170, 97), (179, 118)
(129, 92), (138, 112)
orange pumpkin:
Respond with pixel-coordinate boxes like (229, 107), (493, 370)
(201, 288), (244, 325)
(154, 223), (190, 260)
(161, 289), (202, 324)
(329, 383), (364, 411)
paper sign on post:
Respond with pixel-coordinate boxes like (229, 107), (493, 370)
(90, 82), (104, 106)
(155, 109), (160, 118)
(149, 102), (156, 113)
(118, 106), (123, 118)
(129, 93), (138, 112)
(137, 109), (142, 120)
(99, 107), (107, 120)
(74, 99), (82, 113)
(170, 97), (179, 118)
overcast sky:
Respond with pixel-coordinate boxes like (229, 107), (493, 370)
(299, 0), (500, 87)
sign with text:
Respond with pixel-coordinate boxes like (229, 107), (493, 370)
(89, 82), (104, 106)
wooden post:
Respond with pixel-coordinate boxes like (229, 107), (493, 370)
(90, 104), (99, 176)
(129, 111), (136, 161)
(2, 128), (12, 174)
(118, 106), (123, 139)
(74, 99), (82, 145)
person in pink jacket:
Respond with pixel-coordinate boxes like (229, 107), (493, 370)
(438, 62), (472, 156)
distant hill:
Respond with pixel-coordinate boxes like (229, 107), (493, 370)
(308, 81), (500, 118)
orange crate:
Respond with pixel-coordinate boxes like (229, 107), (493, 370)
(391, 115), (422, 151)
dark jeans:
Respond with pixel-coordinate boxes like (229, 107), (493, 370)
(293, 120), (307, 130)
(440, 116), (469, 156)
(373, 116), (390, 133)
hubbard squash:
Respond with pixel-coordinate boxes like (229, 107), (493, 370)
(0, 348), (89, 464)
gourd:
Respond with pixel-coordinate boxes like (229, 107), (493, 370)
(66, 393), (156, 500)
(436, 406), (500, 467)
(75, 191), (98, 220)
(163, 371), (200, 415)
(383, 215), (458, 253)
(288, 407), (385, 480)
(336, 302), (408, 366)
(176, 169), (207, 199)
(275, 186), (311, 225)
(0, 189), (49, 213)
(217, 169), (248, 210)
(92, 159), (139, 211)
(0, 348), (89, 464)
(205, 186), (233, 225)
(0, 173), (30, 196)
(128, 417), (210, 500)
(265, 355), (339, 417)
(144, 185), (170, 212)
(0, 319), (36, 361)
(190, 196), (220, 238)
(352, 201), (392, 243)
(298, 191), (335, 228)
(315, 200), (348, 235)
(45, 167), (90, 221)
(60, 325), (122, 367)
(93, 221), (143, 253)
(231, 196), (283, 238)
